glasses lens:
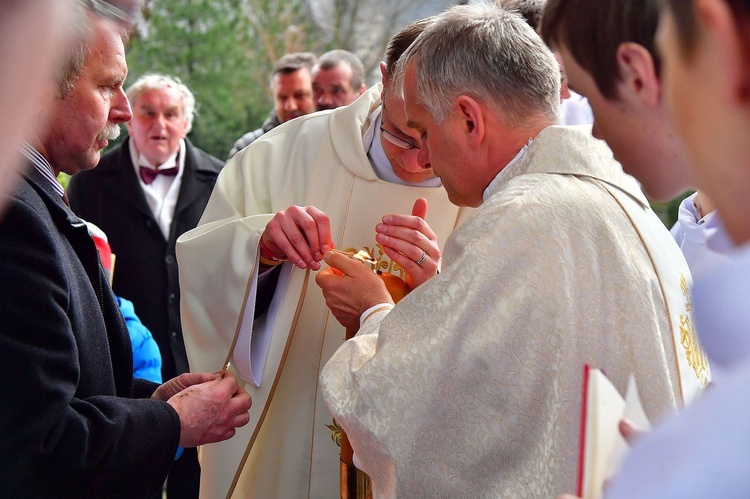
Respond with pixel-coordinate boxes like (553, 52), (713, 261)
(380, 127), (417, 150)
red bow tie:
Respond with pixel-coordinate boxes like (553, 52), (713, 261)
(139, 165), (178, 185)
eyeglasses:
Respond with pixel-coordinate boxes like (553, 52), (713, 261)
(380, 126), (420, 150)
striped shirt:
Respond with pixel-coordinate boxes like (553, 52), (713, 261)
(18, 141), (65, 199)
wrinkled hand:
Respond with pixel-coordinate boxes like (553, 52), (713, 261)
(151, 372), (218, 401)
(163, 371), (252, 448)
(376, 198), (439, 291)
(315, 251), (393, 331)
(261, 205), (333, 271)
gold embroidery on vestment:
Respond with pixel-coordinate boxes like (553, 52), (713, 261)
(679, 273), (711, 387)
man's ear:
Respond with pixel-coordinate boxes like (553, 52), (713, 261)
(379, 62), (387, 102)
(697, 0), (750, 105)
(454, 95), (484, 147)
(615, 42), (660, 108)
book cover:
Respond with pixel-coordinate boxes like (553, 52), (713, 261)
(577, 365), (650, 499)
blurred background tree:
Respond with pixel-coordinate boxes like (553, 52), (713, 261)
(122, 0), (445, 159)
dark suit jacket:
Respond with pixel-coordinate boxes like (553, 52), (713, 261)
(0, 166), (180, 498)
(68, 138), (224, 380)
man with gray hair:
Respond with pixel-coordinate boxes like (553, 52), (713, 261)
(312, 49), (367, 110)
(229, 52), (317, 157)
(68, 72), (225, 498)
(317, 3), (703, 497)
(0, 16), (249, 498)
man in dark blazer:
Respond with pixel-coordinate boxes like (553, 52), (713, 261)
(0, 17), (250, 498)
(68, 73), (224, 498)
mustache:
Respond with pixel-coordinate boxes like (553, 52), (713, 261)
(96, 123), (122, 142)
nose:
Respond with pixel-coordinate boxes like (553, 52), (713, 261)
(400, 147), (424, 172)
(317, 93), (332, 108)
(284, 99), (298, 111)
(560, 81), (572, 102)
(417, 144), (430, 170)
(111, 86), (132, 124)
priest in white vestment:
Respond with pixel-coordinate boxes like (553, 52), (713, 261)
(175, 18), (469, 498)
(317, 5), (707, 498)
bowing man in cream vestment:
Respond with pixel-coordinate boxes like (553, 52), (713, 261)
(321, 125), (709, 498)
(176, 84), (469, 497)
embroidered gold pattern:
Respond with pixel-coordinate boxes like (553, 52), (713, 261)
(679, 273), (711, 387)
(344, 243), (406, 278)
(326, 419), (343, 448)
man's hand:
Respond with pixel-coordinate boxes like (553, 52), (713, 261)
(151, 372), (218, 401)
(162, 371), (252, 448)
(315, 251), (393, 331)
(376, 198), (440, 290)
(261, 205), (333, 270)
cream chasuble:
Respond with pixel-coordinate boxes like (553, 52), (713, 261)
(176, 84), (469, 498)
(321, 125), (709, 498)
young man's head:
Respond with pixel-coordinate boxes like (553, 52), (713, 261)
(658, 0), (750, 243)
(541, 0), (695, 201)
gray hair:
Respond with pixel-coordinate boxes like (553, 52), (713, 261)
(394, 3), (560, 128)
(126, 73), (196, 133)
(58, 1), (135, 98)
(269, 52), (317, 88)
(496, 0), (546, 31)
(57, 43), (89, 98)
(56, 1), (93, 98)
(315, 49), (366, 90)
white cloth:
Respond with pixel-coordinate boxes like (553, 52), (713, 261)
(561, 90), (594, 125)
(176, 84), (471, 498)
(606, 243), (750, 499)
(670, 192), (733, 279)
(129, 138), (185, 239)
(321, 125), (708, 498)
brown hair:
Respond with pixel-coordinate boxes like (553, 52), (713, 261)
(384, 17), (436, 78)
(540, 0), (662, 99)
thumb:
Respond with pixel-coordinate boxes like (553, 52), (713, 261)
(323, 250), (366, 277)
(411, 197), (428, 220)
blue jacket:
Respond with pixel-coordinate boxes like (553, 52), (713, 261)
(116, 296), (163, 384)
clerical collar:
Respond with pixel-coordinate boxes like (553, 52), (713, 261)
(19, 141), (65, 199)
(482, 139), (533, 202)
(363, 106), (442, 188)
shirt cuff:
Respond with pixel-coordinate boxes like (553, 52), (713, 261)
(359, 303), (395, 328)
